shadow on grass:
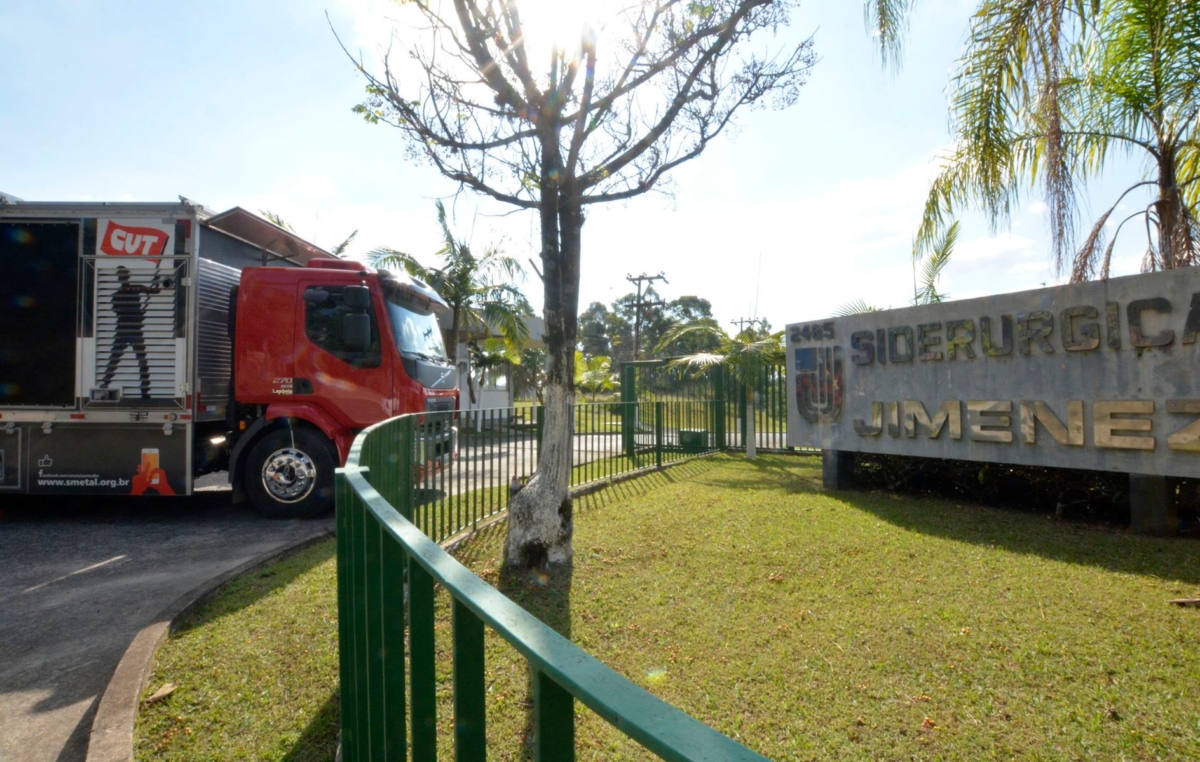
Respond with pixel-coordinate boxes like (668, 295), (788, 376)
(677, 453), (1200, 585)
(573, 455), (726, 512)
(685, 452), (824, 496)
(841, 486), (1200, 585)
(280, 691), (341, 762)
(171, 538), (336, 635)
(741, 451), (824, 491)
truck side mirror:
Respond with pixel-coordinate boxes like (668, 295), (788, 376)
(343, 313), (371, 351)
(343, 285), (371, 311)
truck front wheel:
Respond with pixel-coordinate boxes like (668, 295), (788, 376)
(244, 428), (336, 518)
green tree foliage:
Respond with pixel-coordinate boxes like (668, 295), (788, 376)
(581, 291), (722, 361)
(574, 351), (619, 401)
(369, 200), (532, 365)
(465, 337), (520, 405)
(913, 0), (1200, 279)
(577, 302), (613, 357)
(513, 346), (548, 403)
(612, 287), (672, 360)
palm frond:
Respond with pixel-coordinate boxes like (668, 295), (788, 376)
(664, 352), (726, 376)
(914, 220), (958, 305)
(653, 322), (725, 355)
(367, 247), (430, 279)
(332, 230), (358, 258)
(834, 299), (882, 316)
(863, 0), (914, 70)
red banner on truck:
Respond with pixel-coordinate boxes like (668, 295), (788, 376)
(98, 219), (172, 261)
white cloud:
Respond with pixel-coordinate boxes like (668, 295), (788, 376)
(953, 232), (1037, 264)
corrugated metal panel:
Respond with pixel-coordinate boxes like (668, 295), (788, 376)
(196, 258), (241, 420)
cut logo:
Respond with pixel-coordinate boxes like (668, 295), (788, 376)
(99, 221), (170, 259)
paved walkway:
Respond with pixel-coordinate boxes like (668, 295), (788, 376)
(0, 488), (334, 762)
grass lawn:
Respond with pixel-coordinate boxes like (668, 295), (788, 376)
(135, 454), (1200, 761)
(134, 542), (340, 761)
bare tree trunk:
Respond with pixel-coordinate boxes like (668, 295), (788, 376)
(504, 379), (574, 567)
(504, 123), (581, 571)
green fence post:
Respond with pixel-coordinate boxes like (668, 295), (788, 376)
(620, 363), (637, 458)
(654, 401), (664, 469)
(453, 599), (487, 762)
(713, 367), (726, 450)
(396, 418), (415, 523)
(364, 515), (385, 758)
(409, 560), (437, 762)
(381, 537), (407, 760)
(535, 669), (575, 761)
(335, 472), (361, 762)
(738, 378), (747, 449)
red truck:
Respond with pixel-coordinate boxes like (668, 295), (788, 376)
(0, 196), (457, 517)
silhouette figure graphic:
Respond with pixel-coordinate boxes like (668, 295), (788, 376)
(99, 266), (165, 399)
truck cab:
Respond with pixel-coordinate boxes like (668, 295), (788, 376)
(230, 259), (458, 517)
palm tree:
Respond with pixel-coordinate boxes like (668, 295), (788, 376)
(574, 352), (618, 402)
(369, 200), (533, 372)
(655, 323), (785, 459)
(913, 0), (1199, 279)
(465, 337), (521, 409)
(512, 346), (548, 404)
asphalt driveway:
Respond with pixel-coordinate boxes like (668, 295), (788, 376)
(0, 484), (335, 762)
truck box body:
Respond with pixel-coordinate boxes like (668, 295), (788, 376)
(0, 198), (440, 507)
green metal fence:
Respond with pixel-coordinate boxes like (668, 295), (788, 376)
(359, 401), (723, 549)
(623, 361), (792, 452)
(338, 401), (766, 760)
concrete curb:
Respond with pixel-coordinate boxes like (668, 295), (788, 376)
(85, 527), (336, 762)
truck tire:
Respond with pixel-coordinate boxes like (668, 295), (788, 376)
(244, 427), (336, 519)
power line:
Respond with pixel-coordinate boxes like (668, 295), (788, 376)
(626, 272), (668, 358)
(730, 317), (766, 335)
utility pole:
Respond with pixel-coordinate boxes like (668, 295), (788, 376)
(626, 272), (668, 359)
(730, 317), (766, 336)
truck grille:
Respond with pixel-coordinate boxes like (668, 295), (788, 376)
(425, 397), (455, 414)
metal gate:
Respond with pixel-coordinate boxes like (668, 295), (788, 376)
(620, 359), (790, 455)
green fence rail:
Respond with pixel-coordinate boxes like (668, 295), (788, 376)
(338, 401), (766, 760)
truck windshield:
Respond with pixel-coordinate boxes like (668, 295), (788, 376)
(383, 285), (447, 360)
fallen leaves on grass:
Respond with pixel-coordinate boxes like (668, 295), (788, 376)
(142, 683), (176, 705)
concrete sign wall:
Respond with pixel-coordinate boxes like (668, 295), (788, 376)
(786, 268), (1200, 479)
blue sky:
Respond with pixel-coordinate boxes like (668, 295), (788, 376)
(0, 0), (1152, 332)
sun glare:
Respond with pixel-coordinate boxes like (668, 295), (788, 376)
(516, 0), (614, 62)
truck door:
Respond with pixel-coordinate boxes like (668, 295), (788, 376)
(0, 220), (80, 407)
(294, 282), (392, 427)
